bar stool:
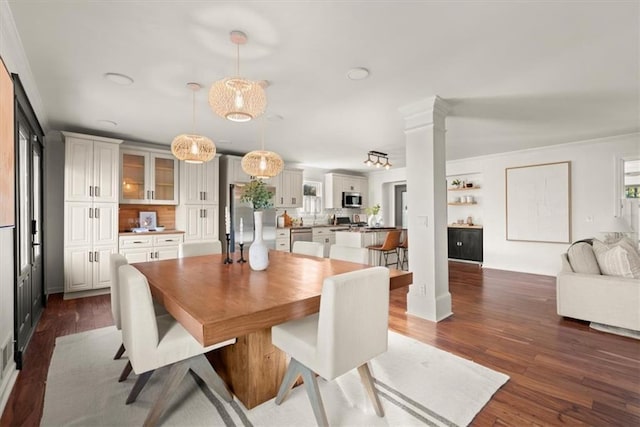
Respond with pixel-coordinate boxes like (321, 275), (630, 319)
(398, 234), (408, 270)
(367, 230), (402, 268)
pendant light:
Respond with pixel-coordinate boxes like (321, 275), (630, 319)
(171, 83), (216, 164)
(363, 150), (392, 170)
(209, 30), (266, 123)
(241, 119), (283, 179)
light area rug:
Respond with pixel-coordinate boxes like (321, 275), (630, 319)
(41, 327), (508, 427)
(590, 322), (640, 340)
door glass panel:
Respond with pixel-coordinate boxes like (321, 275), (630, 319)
(32, 145), (41, 259)
(122, 153), (145, 200)
(18, 125), (29, 271)
(153, 156), (174, 201)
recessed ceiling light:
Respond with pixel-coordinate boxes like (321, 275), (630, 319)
(97, 119), (117, 127)
(346, 67), (370, 80)
(104, 72), (134, 85)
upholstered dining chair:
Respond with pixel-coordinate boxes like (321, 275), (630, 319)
(328, 244), (369, 264)
(110, 254), (168, 384)
(292, 241), (325, 257)
(367, 230), (402, 268)
(110, 254), (129, 362)
(178, 241), (222, 258)
(118, 265), (236, 426)
(272, 267), (390, 426)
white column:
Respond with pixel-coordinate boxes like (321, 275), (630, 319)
(399, 96), (452, 321)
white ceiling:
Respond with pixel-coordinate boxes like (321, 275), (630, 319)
(8, 1), (639, 171)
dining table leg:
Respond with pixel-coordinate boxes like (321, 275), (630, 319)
(208, 327), (288, 409)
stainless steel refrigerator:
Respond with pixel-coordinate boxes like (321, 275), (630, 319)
(230, 183), (277, 252)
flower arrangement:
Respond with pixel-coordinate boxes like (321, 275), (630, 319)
(365, 204), (381, 216)
(240, 179), (274, 211)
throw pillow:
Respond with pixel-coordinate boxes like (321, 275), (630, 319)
(567, 242), (601, 274)
(592, 239), (640, 279)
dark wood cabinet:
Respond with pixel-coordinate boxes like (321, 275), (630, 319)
(448, 227), (483, 263)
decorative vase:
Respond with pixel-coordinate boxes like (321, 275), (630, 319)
(249, 211), (269, 271)
(368, 214), (382, 227)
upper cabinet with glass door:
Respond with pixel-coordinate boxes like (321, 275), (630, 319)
(120, 148), (179, 205)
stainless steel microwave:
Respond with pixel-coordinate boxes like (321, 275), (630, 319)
(342, 192), (363, 208)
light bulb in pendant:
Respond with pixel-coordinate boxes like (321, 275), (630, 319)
(259, 155), (267, 171)
(235, 91), (244, 109)
(190, 142), (199, 155)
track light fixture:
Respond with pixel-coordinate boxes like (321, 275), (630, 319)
(364, 150), (391, 170)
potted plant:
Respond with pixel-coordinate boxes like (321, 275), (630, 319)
(240, 179), (274, 270)
(365, 204), (382, 227)
(451, 179), (461, 189)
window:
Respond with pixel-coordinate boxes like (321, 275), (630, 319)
(301, 181), (322, 214)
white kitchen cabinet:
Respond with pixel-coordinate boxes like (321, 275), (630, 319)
(119, 233), (184, 263)
(275, 228), (291, 252)
(275, 169), (303, 208)
(63, 132), (120, 203)
(324, 173), (368, 209)
(312, 227), (336, 257)
(177, 155), (220, 243)
(120, 149), (179, 205)
(63, 132), (122, 295)
(182, 205), (219, 242)
(181, 156), (219, 205)
(225, 155), (252, 183)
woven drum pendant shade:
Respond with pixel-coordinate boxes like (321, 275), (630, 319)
(241, 150), (283, 179)
(171, 82), (216, 164)
(209, 78), (266, 122)
(171, 134), (216, 164)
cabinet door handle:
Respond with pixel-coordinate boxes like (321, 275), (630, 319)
(292, 197), (296, 204)
(94, 208), (99, 218)
(150, 251), (154, 259)
(95, 186), (100, 197)
(203, 191), (207, 201)
(202, 209), (207, 218)
(133, 241), (143, 244)
(151, 190), (155, 199)
(89, 186), (93, 197)
(280, 197), (283, 204)
(155, 251), (159, 259)
(89, 251), (93, 262)
(147, 190), (150, 199)
(89, 208), (93, 219)
(94, 251), (99, 262)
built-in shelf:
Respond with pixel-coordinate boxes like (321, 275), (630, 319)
(448, 202), (477, 206)
(448, 187), (480, 191)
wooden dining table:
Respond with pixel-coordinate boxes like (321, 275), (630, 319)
(133, 250), (413, 409)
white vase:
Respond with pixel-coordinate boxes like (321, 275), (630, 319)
(249, 211), (269, 271)
(368, 214), (382, 227)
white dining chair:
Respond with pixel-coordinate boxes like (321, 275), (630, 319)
(328, 244), (369, 264)
(119, 265), (236, 426)
(111, 254), (168, 383)
(178, 241), (222, 258)
(110, 254), (129, 361)
(292, 241), (325, 257)
(272, 266), (390, 426)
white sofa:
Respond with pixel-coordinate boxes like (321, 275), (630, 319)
(556, 240), (640, 331)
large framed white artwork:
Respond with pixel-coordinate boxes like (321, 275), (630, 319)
(506, 161), (571, 243)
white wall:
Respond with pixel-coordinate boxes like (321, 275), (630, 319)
(0, 228), (17, 413)
(44, 131), (65, 293)
(368, 133), (640, 276)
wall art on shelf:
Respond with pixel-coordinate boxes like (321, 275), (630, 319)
(139, 211), (157, 229)
(506, 161), (571, 243)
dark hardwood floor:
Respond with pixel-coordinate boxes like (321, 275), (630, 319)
(2, 262), (639, 426)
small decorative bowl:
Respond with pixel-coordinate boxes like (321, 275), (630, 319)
(155, 226), (166, 232)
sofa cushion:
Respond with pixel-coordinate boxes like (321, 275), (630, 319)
(567, 242), (601, 274)
(593, 239), (640, 279)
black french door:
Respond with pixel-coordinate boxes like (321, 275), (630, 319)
(13, 75), (44, 368)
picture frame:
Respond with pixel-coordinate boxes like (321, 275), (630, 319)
(139, 211), (157, 229)
(505, 161), (571, 243)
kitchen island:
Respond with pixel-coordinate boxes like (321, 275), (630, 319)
(335, 227), (404, 266)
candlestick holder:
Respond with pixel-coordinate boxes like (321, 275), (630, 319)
(237, 243), (247, 263)
(223, 233), (233, 264)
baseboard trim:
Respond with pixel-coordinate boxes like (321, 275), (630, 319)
(63, 288), (110, 300)
(0, 364), (18, 417)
